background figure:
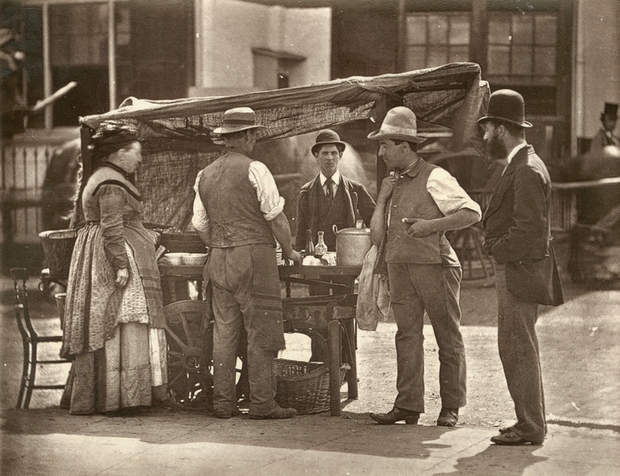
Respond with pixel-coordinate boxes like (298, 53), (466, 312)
(61, 121), (168, 415)
(367, 107), (481, 428)
(590, 102), (619, 154)
(41, 137), (81, 231)
(192, 107), (302, 420)
(479, 89), (563, 446)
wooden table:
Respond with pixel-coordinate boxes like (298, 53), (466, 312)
(159, 263), (362, 415)
(278, 264), (361, 414)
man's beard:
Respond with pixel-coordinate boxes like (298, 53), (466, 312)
(485, 133), (508, 162)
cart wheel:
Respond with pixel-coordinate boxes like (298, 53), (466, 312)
(164, 300), (214, 410)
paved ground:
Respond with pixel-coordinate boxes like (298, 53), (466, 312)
(1, 268), (619, 475)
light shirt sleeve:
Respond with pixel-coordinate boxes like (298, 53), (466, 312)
(191, 170), (209, 232)
(248, 161), (285, 221)
(427, 167), (482, 219)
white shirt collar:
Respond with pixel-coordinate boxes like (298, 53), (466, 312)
(320, 171), (341, 186)
(506, 142), (528, 165)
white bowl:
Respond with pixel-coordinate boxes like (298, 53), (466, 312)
(165, 252), (186, 265)
(182, 253), (208, 266)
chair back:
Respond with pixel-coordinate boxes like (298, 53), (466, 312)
(11, 268), (38, 341)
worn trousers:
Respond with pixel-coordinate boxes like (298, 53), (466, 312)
(494, 261), (546, 443)
(388, 263), (467, 413)
(207, 245), (284, 416)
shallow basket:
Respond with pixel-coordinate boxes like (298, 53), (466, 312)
(274, 358), (350, 415)
(39, 229), (78, 278)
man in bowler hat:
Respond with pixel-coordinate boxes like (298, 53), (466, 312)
(367, 107), (481, 427)
(295, 129), (375, 253)
(295, 129), (375, 361)
(192, 107), (302, 420)
(479, 89), (564, 445)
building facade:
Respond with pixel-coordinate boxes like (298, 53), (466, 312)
(1, 0), (619, 270)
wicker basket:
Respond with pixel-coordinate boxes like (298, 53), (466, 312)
(39, 229), (78, 278)
(274, 358), (350, 414)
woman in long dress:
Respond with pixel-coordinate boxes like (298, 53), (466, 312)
(61, 121), (167, 414)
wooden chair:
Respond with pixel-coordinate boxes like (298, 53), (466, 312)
(11, 267), (71, 409)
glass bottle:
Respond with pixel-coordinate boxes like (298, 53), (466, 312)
(314, 231), (328, 258)
(305, 229), (315, 256)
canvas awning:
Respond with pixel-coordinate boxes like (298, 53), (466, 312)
(78, 62), (489, 229)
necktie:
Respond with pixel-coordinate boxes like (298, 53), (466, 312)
(325, 177), (333, 201)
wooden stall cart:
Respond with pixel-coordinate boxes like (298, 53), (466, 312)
(72, 63), (489, 415)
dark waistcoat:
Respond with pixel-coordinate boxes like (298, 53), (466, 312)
(317, 185), (348, 250)
(198, 151), (275, 248)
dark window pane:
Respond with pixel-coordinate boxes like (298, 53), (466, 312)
(50, 35), (69, 66)
(512, 46), (533, 75)
(449, 15), (470, 45)
(405, 46), (427, 71)
(406, 15), (427, 44)
(535, 14), (557, 45)
(489, 14), (511, 45)
(50, 3), (108, 66)
(428, 46), (448, 67)
(535, 46), (556, 76)
(488, 45), (510, 75)
(428, 15), (448, 44)
(512, 14), (533, 45)
(24, 6), (44, 129)
(115, 4), (131, 62)
(450, 45), (469, 63)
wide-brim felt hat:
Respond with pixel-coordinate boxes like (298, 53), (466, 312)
(311, 129), (346, 154)
(477, 89), (533, 128)
(214, 107), (266, 134)
(367, 106), (427, 143)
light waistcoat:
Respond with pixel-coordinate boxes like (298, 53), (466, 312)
(386, 159), (456, 265)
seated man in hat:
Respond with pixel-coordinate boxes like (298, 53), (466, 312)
(192, 107), (302, 420)
(590, 102), (619, 154)
(367, 107), (481, 428)
(295, 129), (375, 361)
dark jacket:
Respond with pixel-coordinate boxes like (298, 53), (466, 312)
(483, 145), (563, 305)
(295, 174), (375, 251)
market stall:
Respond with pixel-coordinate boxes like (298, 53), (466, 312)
(43, 63), (489, 415)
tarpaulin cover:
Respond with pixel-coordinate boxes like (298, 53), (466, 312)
(79, 63), (489, 229)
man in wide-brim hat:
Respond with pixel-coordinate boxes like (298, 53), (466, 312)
(367, 106), (481, 428)
(192, 106), (301, 420)
(478, 89), (563, 446)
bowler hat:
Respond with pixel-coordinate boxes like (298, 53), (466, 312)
(477, 89), (533, 128)
(214, 107), (266, 134)
(602, 102), (618, 120)
(311, 129), (346, 154)
(367, 106), (427, 143)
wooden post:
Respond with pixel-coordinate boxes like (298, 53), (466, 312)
(327, 319), (341, 416)
(343, 316), (358, 399)
(470, 0), (488, 76)
(395, 0), (406, 73)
